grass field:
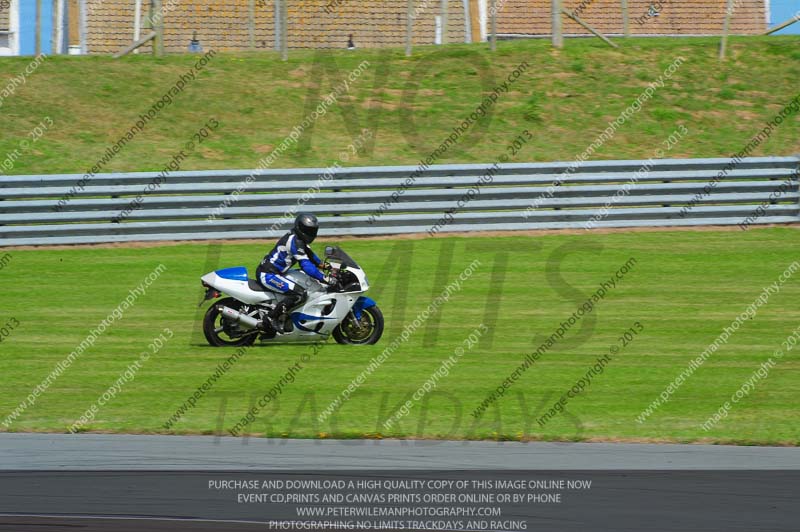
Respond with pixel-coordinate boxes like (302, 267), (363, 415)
(1, 35), (799, 445)
(1, 228), (798, 445)
(1, 36), (799, 175)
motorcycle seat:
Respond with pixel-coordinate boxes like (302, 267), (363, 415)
(248, 279), (271, 293)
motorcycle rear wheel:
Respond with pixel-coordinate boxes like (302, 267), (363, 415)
(203, 297), (258, 347)
(332, 306), (384, 345)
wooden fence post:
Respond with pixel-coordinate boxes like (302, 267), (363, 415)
(280, 0), (288, 61)
(763, 14), (800, 35)
(552, 0), (563, 48)
(719, 0), (735, 60)
(563, 8), (618, 48)
(152, 0), (164, 56)
(621, 0), (630, 37)
(35, 0), (42, 56)
(441, 0), (448, 44)
(248, 0), (256, 50)
(405, 0), (413, 56)
(489, 0), (497, 51)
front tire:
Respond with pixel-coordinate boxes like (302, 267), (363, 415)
(203, 297), (258, 347)
(333, 306), (384, 345)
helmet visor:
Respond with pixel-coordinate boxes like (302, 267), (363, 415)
(303, 225), (318, 243)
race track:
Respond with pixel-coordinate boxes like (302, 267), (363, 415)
(1, 433), (799, 470)
(1, 434), (798, 531)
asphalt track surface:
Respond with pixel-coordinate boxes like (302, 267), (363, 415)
(1, 434), (798, 531)
(2, 433), (800, 470)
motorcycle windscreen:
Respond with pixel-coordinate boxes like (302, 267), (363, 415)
(324, 246), (360, 269)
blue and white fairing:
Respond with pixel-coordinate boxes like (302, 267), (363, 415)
(201, 267), (276, 305)
(201, 256), (376, 340)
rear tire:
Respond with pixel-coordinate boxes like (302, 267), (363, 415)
(333, 306), (384, 345)
(203, 297), (258, 347)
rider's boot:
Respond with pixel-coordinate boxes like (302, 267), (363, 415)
(265, 292), (304, 334)
(265, 301), (289, 333)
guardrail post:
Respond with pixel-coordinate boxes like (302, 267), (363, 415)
(796, 155), (800, 222)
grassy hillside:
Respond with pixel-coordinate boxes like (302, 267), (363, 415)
(1, 229), (798, 444)
(0, 36), (799, 175)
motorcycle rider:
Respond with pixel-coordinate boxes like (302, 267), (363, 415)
(256, 213), (334, 332)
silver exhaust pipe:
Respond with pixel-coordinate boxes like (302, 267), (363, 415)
(219, 306), (261, 330)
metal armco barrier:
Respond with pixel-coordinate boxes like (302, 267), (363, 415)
(1, 157), (798, 246)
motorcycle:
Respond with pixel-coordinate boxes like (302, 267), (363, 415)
(199, 246), (383, 347)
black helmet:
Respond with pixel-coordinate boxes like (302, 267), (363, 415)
(293, 212), (319, 243)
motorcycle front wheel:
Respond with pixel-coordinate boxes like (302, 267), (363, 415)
(203, 297), (258, 347)
(332, 306), (384, 345)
